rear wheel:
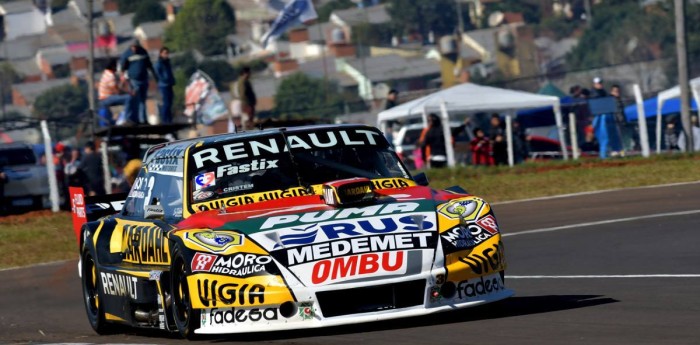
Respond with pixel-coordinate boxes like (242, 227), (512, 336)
(81, 250), (116, 334)
(171, 246), (200, 339)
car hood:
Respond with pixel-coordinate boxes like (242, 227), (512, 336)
(178, 186), (461, 287)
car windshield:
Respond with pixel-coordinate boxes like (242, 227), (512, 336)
(0, 148), (36, 166)
(187, 127), (410, 203)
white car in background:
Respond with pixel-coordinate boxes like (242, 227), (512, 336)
(0, 142), (50, 210)
(392, 122), (471, 170)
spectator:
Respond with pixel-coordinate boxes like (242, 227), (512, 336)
(665, 120), (679, 151)
(155, 47), (175, 124)
(488, 113), (505, 140)
(0, 162), (6, 215)
(417, 114), (448, 168)
(592, 77), (608, 98)
(470, 128), (493, 166)
(492, 133), (508, 165)
(65, 148), (82, 187)
(580, 125), (598, 152)
(98, 59), (130, 125)
(512, 120), (530, 163)
(78, 141), (106, 196)
(385, 89), (399, 110)
(120, 43), (158, 124)
(610, 84), (634, 152)
(236, 66), (257, 129)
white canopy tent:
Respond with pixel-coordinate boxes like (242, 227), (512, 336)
(377, 83), (567, 167)
(655, 77), (700, 153)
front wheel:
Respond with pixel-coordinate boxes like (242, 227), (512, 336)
(81, 249), (117, 334)
(171, 246), (200, 339)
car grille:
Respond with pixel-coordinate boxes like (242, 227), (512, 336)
(316, 279), (426, 318)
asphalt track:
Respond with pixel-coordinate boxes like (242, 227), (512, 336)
(2, 182), (700, 344)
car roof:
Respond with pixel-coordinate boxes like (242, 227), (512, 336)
(0, 142), (32, 150)
(144, 124), (378, 163)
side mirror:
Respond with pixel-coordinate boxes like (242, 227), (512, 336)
(413, 172), (429, 186)
(145, 198), (164, 220)
(145, 205), (164, 220)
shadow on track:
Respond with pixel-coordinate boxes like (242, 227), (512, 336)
(113, 295), (615, 342)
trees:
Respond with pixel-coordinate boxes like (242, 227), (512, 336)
(274, 73), (344, 119)
(566, 2), (673, 70)
(386, 0), (470, 39)
(0, 63), (21, 106)
(317, 0), (355, 22)
(33, 84), (88, 119)
(132, 0), (166, 27)
(164, 0), (236, 56)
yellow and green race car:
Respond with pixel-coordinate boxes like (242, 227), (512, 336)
(71, 124), (511, 338)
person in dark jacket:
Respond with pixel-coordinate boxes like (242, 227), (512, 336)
(236, 67), (257, 128)
(78, 141), (105, 196)
(120, 43), (158, 124)
(417, 114), (448, 168)
(155, 47), (175, 124)
(385, 89), (398, 109)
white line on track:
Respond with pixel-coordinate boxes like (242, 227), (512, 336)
(493, 180), (700, 205)
(507, 274), (700, 279)
(0, 259), (73, 272)
(503, 209), (700, 238)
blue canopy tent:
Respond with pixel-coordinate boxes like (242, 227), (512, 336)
(624, 97), (698, 121)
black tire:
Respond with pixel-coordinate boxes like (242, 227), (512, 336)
(171, 246), (200, 339)
(81, 249), (117, 334)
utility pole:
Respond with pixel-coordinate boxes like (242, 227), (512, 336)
(87, 0), (96, 139)
(583, 0), (592, 27)
(456, 0), (465, 34)
(675, 0), (693, 151)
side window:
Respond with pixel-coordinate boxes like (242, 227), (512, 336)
(121, 159), (183, 221)
(150, 172), (183, 222)
(122, 168), (150, 218)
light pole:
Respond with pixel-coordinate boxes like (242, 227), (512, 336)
(87, 0), (96, 139)
(674, 0), (693, 151)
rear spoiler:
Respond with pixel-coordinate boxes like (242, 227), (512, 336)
(68, 187), (127, 243)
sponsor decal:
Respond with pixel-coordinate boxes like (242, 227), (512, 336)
(372, 178), (411, 189)
(277, 232), (436, 266)
(195, 172), (216, 190)
(458, 241), (505, 275)
(191, 129), (383, 169)
(311, 251), (406, 285)
(216, 159), (279, 177)
(122, 224), (169, 265)
(192, 253), (217, 272)
(185, 231), (244, 253)
(193, 190), (214, 201)
(261, 202), (423, 230)
(298, 302), (314, 320)
(196, 279), (265, 307)
(223, 184), (254, 193)
(440, 220), (497, 253)
(456, 274), (505, 300)
(147, 162), (178, 172)
(100, 272), (138, 299)
(71, 191), (85, 218)
(438, 198), (484, 220)
(149, 270), (162, 281)
(151, 146), (186, 159)
(476, 215), (499, 234)
(191, 252), (276, 278)
(204, 307), (278, 326)
(274, 214), (434, 250)
(195, 187), (313, 211)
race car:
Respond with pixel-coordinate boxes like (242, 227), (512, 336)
(70, 124), (512, 338)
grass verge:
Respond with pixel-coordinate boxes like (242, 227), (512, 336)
(1, 153), (698, 269)
(0, 210), (75, 269)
